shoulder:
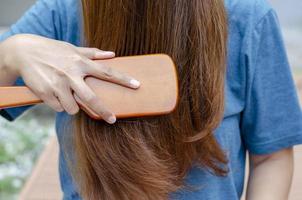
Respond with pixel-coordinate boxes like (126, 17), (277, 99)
(43, 0), (81, 43)
(37, 0), (79, 10)
(225, 0), (274, 34)
(55, 0), (80, 12)
(47, 0), (80, 23)
(224, 0), (282, 65)
(222, 0), (286, 116)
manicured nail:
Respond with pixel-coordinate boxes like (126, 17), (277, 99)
(103, 51), (115, 56)
(130, 79), (141, 88)
(108, 115), (116, 124)
(96, 51), (115, 57)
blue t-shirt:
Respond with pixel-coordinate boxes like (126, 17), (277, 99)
(1, 0), (302, 199)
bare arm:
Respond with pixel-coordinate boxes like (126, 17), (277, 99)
(0, 34), (140, 123)
(246, 148), (293, 200)
(0, 43), (18, 86)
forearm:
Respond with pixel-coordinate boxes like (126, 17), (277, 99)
(246, 148), (293, 200)
(0, 65), (18, 86)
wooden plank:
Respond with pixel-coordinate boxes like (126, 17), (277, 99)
(18, 136), (62, 200)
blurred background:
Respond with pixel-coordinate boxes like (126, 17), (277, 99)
(0, 0), (301, 199)
(0, 1), (56, 199)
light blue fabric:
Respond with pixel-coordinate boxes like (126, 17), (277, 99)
(1, 0), (302, 199)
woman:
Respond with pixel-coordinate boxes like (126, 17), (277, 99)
(0, 0), (302, 199)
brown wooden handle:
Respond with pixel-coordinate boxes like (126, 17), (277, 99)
(0, 86), (42, 109)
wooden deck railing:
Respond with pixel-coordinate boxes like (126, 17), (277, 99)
(19, 136), (62, 200)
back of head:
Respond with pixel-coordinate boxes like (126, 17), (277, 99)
(69, 0), (228, 199)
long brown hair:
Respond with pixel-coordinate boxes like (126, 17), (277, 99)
(69, 0), (228, 199)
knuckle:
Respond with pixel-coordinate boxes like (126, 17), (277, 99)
(70, 54), (83, 62)
(58, 66), (82, 79)
(68, 77), (82, 87)
(101, 65), (114, 78)
(50, 84), (62, 95)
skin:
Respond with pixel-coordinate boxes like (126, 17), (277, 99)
(246, 148), (294, 200)
(0, 34), (141, 124)
(0, 34), (294, 198)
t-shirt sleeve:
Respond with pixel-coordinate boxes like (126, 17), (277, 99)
(0, 0), (61, 121)
(241, 9), (302, 155)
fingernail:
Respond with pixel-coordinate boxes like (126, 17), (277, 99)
(108, 115), (116, 124)
(130, 79), (141, 88)
(104, 51), (115, 56)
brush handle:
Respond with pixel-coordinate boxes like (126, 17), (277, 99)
(0, 86), (42, 109)
(0, 86), (100, 118)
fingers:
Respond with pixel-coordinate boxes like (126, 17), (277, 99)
(77, 47), (141, 89)
(40, 93), (64, 113)
(76, 47), (115, 60)
(84, 59), (141, 89)
(73, 94), (100, 119)
(70, 78), (116, 124)
(54, 85), (79, 115)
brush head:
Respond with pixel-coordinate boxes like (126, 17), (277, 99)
(78, 54), (179, 120)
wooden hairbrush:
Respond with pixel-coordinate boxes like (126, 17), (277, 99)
(0, 54), (179, 120)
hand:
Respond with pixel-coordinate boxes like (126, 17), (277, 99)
(0, 34), (140, 124)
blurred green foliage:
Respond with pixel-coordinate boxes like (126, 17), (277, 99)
(0, 106), (55, 200)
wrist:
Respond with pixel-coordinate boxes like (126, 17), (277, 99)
(0, 39), (19, 85)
